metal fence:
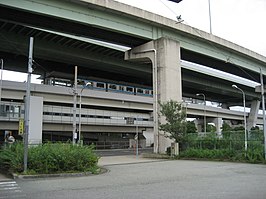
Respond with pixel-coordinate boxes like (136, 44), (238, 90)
(184, 131), (264, 152)
(85, 141), (130, 150)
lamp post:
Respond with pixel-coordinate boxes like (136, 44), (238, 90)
(73, 66), (78, 145)
(208, 0), (212, 34)
(0, 59), (3, 102)
(259, 68), (266, 160)
(196, 93), (206, 133)
(135, 115), (139, 158)
(232, 84), (247, 151)
(24, 37), (34, 173)
(78, 82), (91, 144)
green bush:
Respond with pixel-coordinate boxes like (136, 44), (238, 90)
(245, 142), (265, 163)
(0, 142), (99, 174)
(171, 130), (265, 164)
(179, 148), (266, 164)
(179, 148), (236, 160)
(0, 142), (24, 172)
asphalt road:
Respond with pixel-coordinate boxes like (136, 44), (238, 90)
(5, 160), (266, 199)
(96, 147), (153, 157)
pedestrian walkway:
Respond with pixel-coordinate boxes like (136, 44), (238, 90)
(0, 181), (23, 198)
(0, 173), (11, 182)
(0, 173), (25, 199)
(98, 155), (166, 166)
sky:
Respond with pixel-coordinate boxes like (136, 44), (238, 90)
(1, 0), (266, 83)
(116, 0), (266, 57)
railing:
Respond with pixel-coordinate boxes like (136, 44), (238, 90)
(0, 102), (153, 127)
(42, 105), (153, 126)
(184, 131), (264, 152)
(0, 101), (24, 121)
(85, 141), (130, 149)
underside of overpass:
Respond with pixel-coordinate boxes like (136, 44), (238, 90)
(0, 0), (266, 150)
(0, 18), (261, 106)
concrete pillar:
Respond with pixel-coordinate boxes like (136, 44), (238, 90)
(247, 100), (260, 130)
(194, 119), (203, 132)
(212, 117), (223, 133)
(125, 37), (182, 153)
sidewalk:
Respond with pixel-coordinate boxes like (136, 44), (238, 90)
(0, 172), (12, 181)
(0, 155), (166, 180)
(98, 155), (166, 166)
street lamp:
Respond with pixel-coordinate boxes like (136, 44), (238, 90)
(196, 93), (206, 133)
(259, 68), (266, 160)
(0, 59), (3, 102)
(208, 0), (212, 34)
(232, 84), (247, 151)
(78, 82), (91, 144)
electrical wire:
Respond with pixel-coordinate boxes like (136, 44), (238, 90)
(158, 0), (178, 17)
(158, 0), (258, 82)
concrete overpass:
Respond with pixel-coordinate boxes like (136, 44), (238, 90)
(0, 80), (262, 145)
(0, 0), (265, 152)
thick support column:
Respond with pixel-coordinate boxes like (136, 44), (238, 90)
(125, 37), (182, 153)
(212, 117), (223, 134)
(247, 100), (260, 130)
(194, 119), (203, 133)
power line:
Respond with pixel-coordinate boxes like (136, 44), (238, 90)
(158, 0), (258, 82)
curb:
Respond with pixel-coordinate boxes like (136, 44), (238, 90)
(12, 167), (108, 180)
(100, 159), (169, 167)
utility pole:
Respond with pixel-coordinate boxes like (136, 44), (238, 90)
(232, 85), (247, 152)
(136, 116), (139, 157)
(208, 0), (212, 34)
(78, 82), (91, 144)
(0, 59), (3, 102)
(259, 68), (266, 159)
(24, 37), (34, 173)
(73, 66), (78, 145)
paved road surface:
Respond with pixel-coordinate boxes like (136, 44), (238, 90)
(0, 173), (25, 199)
(4, 159), (266, 199)
(96, 147), (153, 157)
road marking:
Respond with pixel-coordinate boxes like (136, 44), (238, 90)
(0, 181), (16, 185)
(0, 180), (26, 198)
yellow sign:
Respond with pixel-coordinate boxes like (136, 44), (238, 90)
(18, 118), (24, 135)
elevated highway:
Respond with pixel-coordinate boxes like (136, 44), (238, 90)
(0, 0), (263, 106)
(0, 0), (265, 152)
(0, 0), (265, 80)
(1, 80), (262, 132)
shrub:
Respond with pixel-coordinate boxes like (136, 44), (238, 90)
(0, 142), (99, 174)
(179, 148), (266, 164)
(179, 148), (236, 160)
(0, 142), (24, 172)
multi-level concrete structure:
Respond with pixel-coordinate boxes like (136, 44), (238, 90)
(0, 0), (266, 152)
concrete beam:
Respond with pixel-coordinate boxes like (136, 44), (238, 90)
(0, 29), (150, 76)
(1, 0), (266, 76)
(255, 85), (266, 93)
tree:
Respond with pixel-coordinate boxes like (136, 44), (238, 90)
(159, 100), (187, 143)
(221, 122), (232, 132)
(207, 124), (216, 133)
(186, 121), (197, 134)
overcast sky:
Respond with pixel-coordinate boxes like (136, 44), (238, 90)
(115, 0), (266, 57)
